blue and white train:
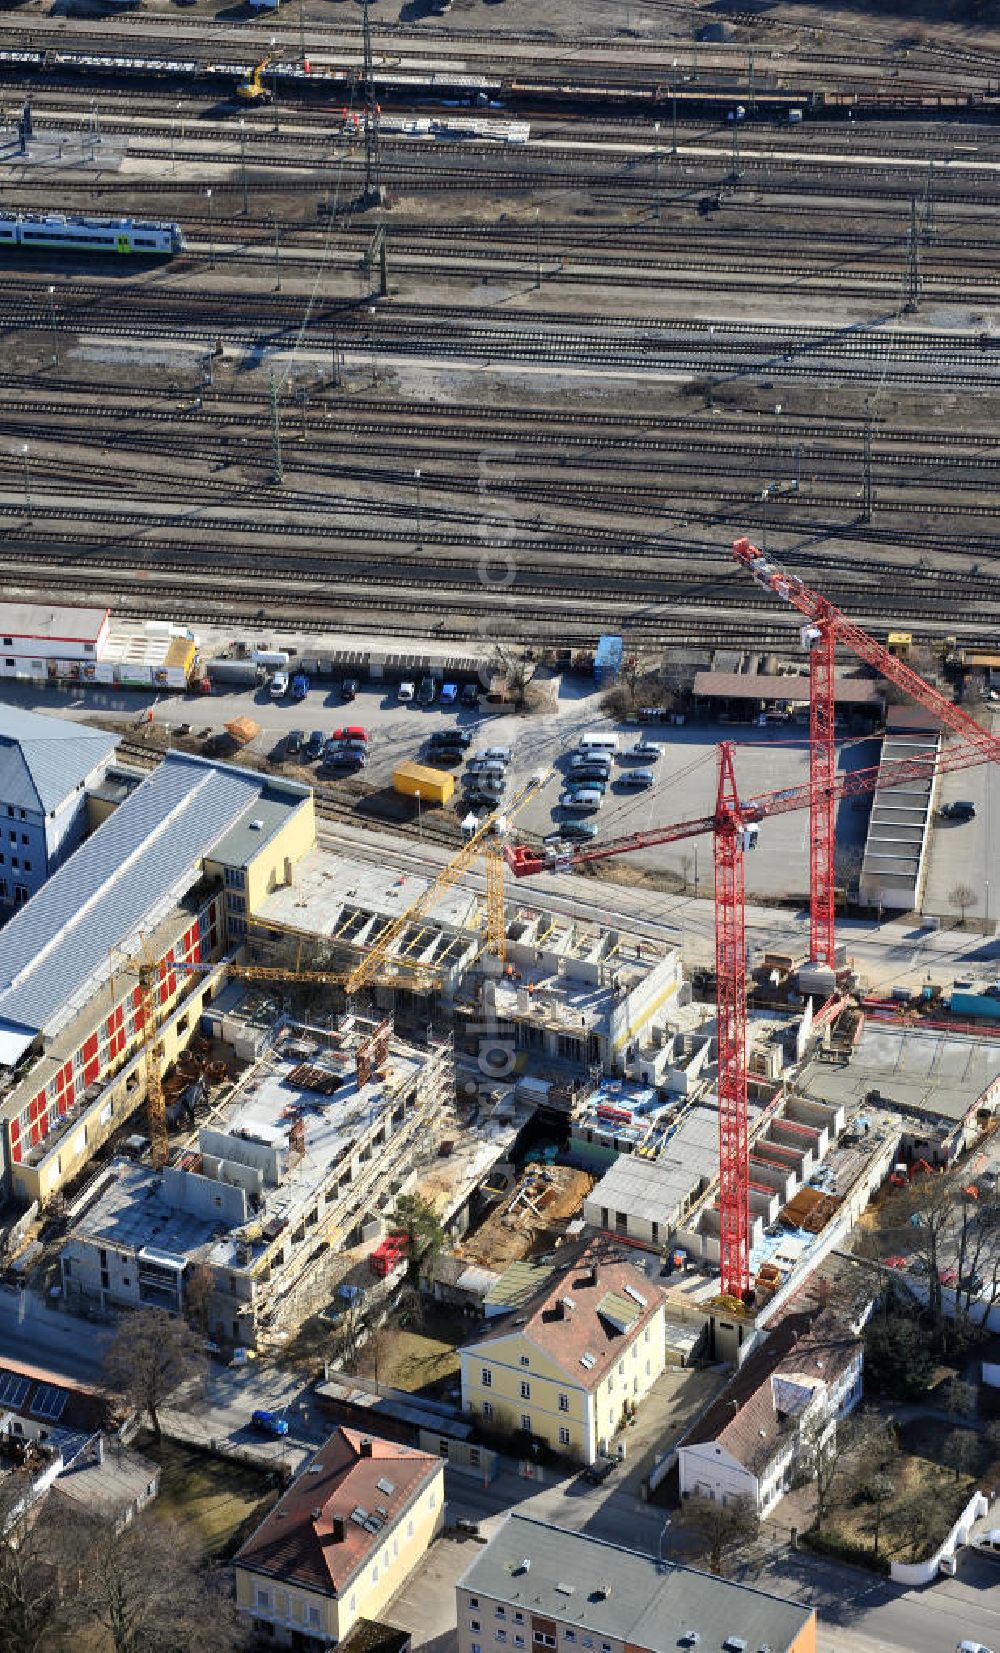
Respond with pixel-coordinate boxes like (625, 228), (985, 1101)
(0, 212), (185, 255)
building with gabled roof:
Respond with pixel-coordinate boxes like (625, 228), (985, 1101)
(459, 1239), (666, 1465)
(0, 705), (117, 912)
(677, 1308), (863, 1516)
(234, 1426), (443, 1648)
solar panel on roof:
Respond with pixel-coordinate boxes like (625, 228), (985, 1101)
(376, 1476), (395, 1496)
(0, 1372), (30, 1408)
(30, 1384), (67, 1421)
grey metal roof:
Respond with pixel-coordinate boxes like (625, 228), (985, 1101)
(0, 601), (108, 642)
(0, 752), (274, 1048)
(0, 707), (117, 812)
(458, 1515), (813, 1653)
(206, 784), (309, 871)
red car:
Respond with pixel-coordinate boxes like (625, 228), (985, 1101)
(330, 726), (367, 744)
(883, 1255), (909, 1271)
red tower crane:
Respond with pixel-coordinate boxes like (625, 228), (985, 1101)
(509, 696), (996, 1302)
(732, 537), (1000, 969)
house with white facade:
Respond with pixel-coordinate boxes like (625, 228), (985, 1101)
(676, 1309), (863, 1517)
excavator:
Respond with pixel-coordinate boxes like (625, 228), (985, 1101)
(237, 54), (273, 105)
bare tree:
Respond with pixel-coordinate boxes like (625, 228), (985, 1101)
(942, 1427), (980, 1482)
(891, 1492), (934, 1563)
(802, 1405), (895, 1534)
(948, 882), (979, 925)
(183, 1263), (215, 1338)
(670, 1494), (759, 1577)
(65, 1512), (242, 1653)
(939, 1377), (978, 1420)
(491, 642), (537, 711)
(0, 1477), (76, 1653)
(857, 1470), (895, 1559)
(103, 1307), (206, 1439)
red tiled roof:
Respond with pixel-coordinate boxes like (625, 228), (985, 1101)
(235, 1427), (440, 1596)
(468, 1239), (665, 1391)
(693, 671), (882, 706)
(681, 1310), (860, 1474)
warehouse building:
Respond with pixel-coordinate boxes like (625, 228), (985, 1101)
(0, 706), (117, 911)
(0, 752), (314, 1205)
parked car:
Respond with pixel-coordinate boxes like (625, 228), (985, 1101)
(398, 681), (415, 703)
(570, 753), (612, 776)
(440, 683), (458, 705)
(572, 765), (614, 786)
(582, 1455), (616, 1485)
(939, 1266), (959, 1287)
(417, 676), (437, 706)
(544, 823), (599, 845)
(330, 726), (368, 744)
(623, 739), (661, 761)
(270, 672), (289, 700)
(251, 1409), (289, 1438)
(291, 672), (310, 702)
(340, 678), (360, 701)
(564, 776), (607, 795)
(882, 1255), (909, 1271)
(960, 1272), (984, 1294)
(617, 768), (655, 790)
(481, 746), (512, 765)
(322, 749), (366, 771)
(429, 729), (473, 750)
(559, 790), (601, 813)
(306, 730), (325, 759)
(459, 683), (480, 707)
(286, 729), (305, 757)
(941, 800), (976, 821)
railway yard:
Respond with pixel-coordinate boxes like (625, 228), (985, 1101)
(0, 0), (999, 651)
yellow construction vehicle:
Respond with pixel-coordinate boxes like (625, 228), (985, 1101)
(237, 54), (273, 104)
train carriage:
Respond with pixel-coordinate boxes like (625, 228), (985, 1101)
(0, 212), (184, 255)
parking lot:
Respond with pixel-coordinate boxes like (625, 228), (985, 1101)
(9, 670), (881, 900)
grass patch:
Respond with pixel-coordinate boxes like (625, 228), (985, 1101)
(350, 1307), (465, 1396)
(138, 1435), (281, 1558)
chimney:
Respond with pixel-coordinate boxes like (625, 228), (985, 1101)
(93, 1434), (105, 1466)
(331, 1514), (347, 1542)
(359, 1437), (373, 1458)
(588, 1264), (598, 1287)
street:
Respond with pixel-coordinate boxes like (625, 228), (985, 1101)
(0, 1282), (114, 1384)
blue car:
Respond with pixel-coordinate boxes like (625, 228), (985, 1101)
(251, 1408), (289, 1438)
(440, 683), (458, 706)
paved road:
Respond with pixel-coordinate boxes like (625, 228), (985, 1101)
(0, 1284), (114, 1384)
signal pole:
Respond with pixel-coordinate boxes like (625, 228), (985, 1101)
(905, 194), (921, 312)
(362, 0), (382, 205)
(269, 373), (283, 486)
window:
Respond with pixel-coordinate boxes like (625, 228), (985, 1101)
(497, 1633), (507, 1644)
(564, 1634), (576, 1644)
(481, 1368), (492, 1387)
(255, 1587), (271, 1610)
(520, 1381), (531, 1400)
(472, 1644), (482, 1653)
(495, 1608), (506, 1620)
(533, 1635), (556, 1649)
(559, 1426), (570, 1446)
(520, 1355), (530, 1367)
(482, 1401), (494, 1421)
(307, 1607), (321, 1629)
(514, 1614), (523, 1626)
(515, 1639), (526, 1648)
(20, 834), (27, 846)
(520, 1414), (531, 1433)
(558, 1393), (569, 1412)
(469, 1600), (479, 1611)
(22, 861), (30, 874)
(471, 1622), (481, 1634)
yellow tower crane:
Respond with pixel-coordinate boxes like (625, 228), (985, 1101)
(345, 768), (552, 993)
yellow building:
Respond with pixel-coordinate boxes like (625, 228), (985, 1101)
(234, 1428), (444, 1648)
(459, 1241), (666, 1466)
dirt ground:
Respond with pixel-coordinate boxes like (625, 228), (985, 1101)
(457, 1164), (594, 1270)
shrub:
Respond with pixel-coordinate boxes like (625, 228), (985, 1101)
(800, 1527), (891, 1576)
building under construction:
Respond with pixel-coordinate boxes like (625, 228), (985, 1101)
(59, 1005), (454, 1348)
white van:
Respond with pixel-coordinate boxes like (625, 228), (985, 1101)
(578, 729), (619, 755)
(560, 788), (602, 812)
(270, 672), (289, 700)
